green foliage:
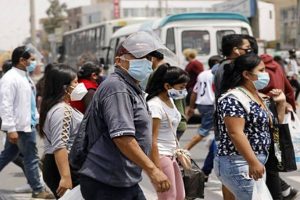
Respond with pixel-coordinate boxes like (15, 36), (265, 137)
(43, 0), (67, 34)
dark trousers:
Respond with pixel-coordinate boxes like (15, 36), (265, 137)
(266, 170), (290, 200)
(80, 175), (146, 200)
(265, 142), (291, 200)
(202, 139), (217, 176)
(176, 130), (185, 140)
(290, 79), (300, 100)
(42, 154), (79, 199)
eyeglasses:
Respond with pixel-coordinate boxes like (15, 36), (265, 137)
(238, 48), (253, 53)
(119, 55), (152, 62)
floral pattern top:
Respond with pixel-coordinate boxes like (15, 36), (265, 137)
(217, 95), (271, 156)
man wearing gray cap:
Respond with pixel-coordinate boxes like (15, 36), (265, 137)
(79, 31), (171, 199)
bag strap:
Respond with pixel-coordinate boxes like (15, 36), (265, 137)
(218, 88), (252, 114)
(161, 102), (181, 149)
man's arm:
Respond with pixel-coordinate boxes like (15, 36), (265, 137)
(54, 148), (72, 197)
(0, 79), (19, 143)
(283, 75), (296, 111)
(1, 80), (17, 132)
(113, 136), (170, 192)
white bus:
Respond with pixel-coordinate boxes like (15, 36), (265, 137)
(60, 18), (154, 68)
(106, 12), (253, 69)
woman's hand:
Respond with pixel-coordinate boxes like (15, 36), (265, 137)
(269, 89), (286, 103)
(249, 160), (265, 181)
(56, 176), (72, 197)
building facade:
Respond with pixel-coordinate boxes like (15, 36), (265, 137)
(262, 0), (297, 49)
(66, 4), (106, 31)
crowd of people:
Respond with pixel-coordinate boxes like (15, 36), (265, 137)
(0, 30), (299, 200)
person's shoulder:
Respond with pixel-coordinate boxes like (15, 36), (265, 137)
(193, 59), (203, 67)
(147, 96), (161, 106)
(99, 73), (128, 93)
(0, 69), (19, 85)
(148, 97), (164, 117)
(48, 103), (65, 115)
(218, 95), (244, 110)
(201, 70), (212, 76)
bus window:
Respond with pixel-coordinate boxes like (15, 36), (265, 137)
(241, 28), (249, 35)
(113, 26), (122, 33)
(107, 38), (118, 65)
(216, 30), (235, 55)
(166, 28), (176, 53)
(182, 30), (210, 55)
(100, 26), (105, 48)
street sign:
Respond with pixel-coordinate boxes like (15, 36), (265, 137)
(114, 0), (120, 19)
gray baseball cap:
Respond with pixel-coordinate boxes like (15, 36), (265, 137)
(121, 31), (179, 66)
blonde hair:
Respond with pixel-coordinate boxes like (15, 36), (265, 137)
(183, 48), (197, 59)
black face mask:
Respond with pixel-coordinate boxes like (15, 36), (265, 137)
(96, 75), (103, 85)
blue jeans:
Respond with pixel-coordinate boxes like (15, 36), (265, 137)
(214, 154), (267, 200)
(197, 105), (214, 137)
(202, 139), (217, 176)
(0, 130), (43, 192)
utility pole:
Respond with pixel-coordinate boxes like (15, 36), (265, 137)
(165, 0), (168, 16)
(158, 0), (162, 17)
(30, 0), (36, 46)
(297, 0), (300, 48)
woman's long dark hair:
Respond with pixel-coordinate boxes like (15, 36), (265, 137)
(146, 64), (190, 101)
(220, 53), (261, 96)
(39, 63), (77, 137)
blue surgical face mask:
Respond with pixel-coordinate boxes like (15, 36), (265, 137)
(26, 60), (37, 72)
(252, 72), (270, 90)
(168, 88), (188, 100)
(127, 58), (153, 82)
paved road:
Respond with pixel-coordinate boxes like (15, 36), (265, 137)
(0, 125), (300, 199)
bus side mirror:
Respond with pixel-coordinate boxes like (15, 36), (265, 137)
(99, 57), (105, 65)
(57, 45), (65, 55)
(99, 57), (109, 70)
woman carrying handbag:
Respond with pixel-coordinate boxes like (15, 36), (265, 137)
(146, 65), (190, 200)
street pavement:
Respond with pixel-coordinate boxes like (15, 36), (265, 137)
(1, 125), (300, 199)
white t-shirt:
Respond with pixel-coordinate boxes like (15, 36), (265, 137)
(285, 58), (299, 76)
(147, 96), (181, 156)
(193, 70), (215, 105)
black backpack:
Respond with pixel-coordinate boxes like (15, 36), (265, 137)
(69, 105), (100, 171)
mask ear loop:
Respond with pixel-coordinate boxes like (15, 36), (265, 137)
(116, 56), (130, 72)
(64, 85), (73, 96)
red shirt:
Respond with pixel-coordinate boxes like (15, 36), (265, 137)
(259, 54), (296, 111)
(70, 79), (99, 113)
(185, 59), (204, 91)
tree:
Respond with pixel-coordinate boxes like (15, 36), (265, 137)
(43, 0), (67, 34)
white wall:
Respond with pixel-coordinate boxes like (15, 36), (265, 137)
(258, 1), (276, 41)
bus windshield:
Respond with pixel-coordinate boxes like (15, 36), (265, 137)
(181, 30), (210, 55)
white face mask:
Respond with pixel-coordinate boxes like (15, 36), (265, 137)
(70, 83), (88, 101)
(168, 88), (188, 100)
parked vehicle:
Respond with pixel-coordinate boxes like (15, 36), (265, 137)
(106, 12), (253, 70)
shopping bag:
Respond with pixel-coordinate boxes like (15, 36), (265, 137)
(59, 185), (84, 200)
(182, 159), (205, 199)
(252, 179), (272, 200)
(284, 111), (300, 167)
(266, 101), (297, 172)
